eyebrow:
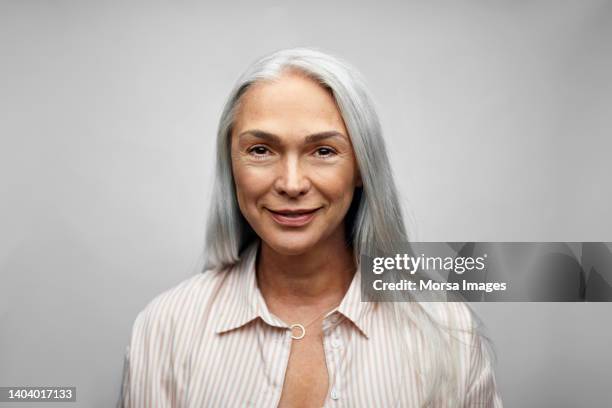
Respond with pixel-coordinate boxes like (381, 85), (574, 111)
(237, 129), (348, 144)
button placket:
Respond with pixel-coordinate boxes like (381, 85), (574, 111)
(326, 322), (344, 403)
(271, 329), (294, 407)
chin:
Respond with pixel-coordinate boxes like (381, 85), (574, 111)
(263, 234), (319, 256)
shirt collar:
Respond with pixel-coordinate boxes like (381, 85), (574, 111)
(214, 239), (373, 338)
(334, 265), (374, 338)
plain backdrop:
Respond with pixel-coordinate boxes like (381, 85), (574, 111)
(1, 1), (611, 407)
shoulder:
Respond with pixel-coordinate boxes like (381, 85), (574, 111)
(120, 264), (244, 405)
(412, 302), (501, 405)
(416, 301), (480, 334)
(426, 302), (502, 405)
(130, 268), (229, 339)
(411, 301), (491, 371)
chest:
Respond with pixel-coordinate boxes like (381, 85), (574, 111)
(183, 320), (412, 407)
(277, 333), (329, 408)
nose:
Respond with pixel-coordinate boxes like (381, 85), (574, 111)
(273, 155), (311, 197)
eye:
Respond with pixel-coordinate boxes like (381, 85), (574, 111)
(248, 145), (271, 158)
(314, 147), (337, 158)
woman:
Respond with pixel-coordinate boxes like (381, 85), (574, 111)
(119, 47), (503, 407)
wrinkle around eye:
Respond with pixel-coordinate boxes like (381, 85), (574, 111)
(245, 145), (274, 160)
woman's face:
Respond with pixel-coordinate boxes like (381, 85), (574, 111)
(230, 70), (362, 256)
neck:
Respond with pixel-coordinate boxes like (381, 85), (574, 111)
(256, 229), (356, 312)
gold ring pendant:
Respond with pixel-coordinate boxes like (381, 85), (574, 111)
(290, 323), (306, 340)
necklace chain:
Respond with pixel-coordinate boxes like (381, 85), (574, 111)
(290, 305), (338, 340)
(289, 266), (356, 340)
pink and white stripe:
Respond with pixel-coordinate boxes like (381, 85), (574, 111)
(118, 241), (502, 407)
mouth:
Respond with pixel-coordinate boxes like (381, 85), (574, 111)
(266, 207), (322, 227)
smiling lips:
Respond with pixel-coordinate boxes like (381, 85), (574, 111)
(267, 208), (321, 227)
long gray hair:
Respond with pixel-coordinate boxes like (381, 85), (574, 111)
(202, 47), (476, 406)
(204, 47), (406, 271)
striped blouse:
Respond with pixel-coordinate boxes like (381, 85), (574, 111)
(118, 240), (503, 407)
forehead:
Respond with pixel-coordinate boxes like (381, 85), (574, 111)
(232, 70), (347, 137)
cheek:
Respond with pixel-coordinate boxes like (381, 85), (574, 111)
(315, 168), (356, 209)
(233, 166), (268, 211)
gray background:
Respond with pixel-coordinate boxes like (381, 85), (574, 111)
(1, 1), (611, 407)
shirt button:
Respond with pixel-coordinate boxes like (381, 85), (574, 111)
(330, 387), (339, 400)
(331, 338), (341, 348)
